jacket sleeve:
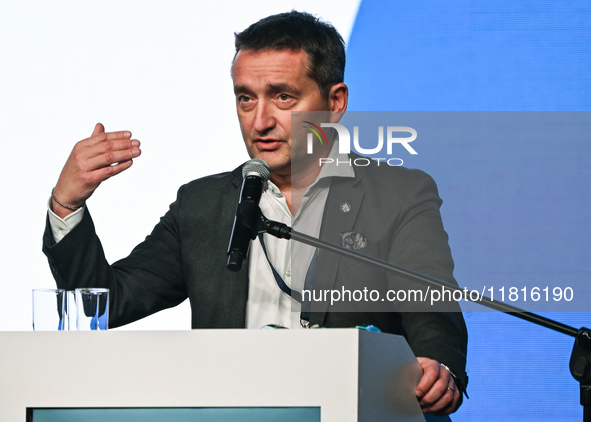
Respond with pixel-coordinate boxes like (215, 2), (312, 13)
(387, 170), (468, 393)
(42, 188), (189, 328)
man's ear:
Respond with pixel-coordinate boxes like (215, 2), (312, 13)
(328, 83), (348, 123)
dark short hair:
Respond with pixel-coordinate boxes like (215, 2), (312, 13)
(234, 10), (346, 98)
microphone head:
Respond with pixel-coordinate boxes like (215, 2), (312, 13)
(242, 158), (271, 181)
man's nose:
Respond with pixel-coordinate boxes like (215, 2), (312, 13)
(252, 100), (276, 134)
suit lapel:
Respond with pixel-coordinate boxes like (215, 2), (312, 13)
(308, 174), (365, 326)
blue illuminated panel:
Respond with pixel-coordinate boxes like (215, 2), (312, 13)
(30, 407), (320, 422)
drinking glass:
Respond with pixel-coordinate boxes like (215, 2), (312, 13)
(75, 288), (109, 330)
(32, 288), (66, 331)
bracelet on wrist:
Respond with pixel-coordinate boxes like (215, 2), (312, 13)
(51, 188), (82, 211)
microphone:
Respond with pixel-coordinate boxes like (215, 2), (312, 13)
(227, 158), (271, 271)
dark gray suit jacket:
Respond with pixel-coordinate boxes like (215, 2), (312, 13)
(43, 160), (468, 391)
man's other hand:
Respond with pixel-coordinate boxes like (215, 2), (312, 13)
(51, 123), (141, 218)
(415, 357), (461, 416)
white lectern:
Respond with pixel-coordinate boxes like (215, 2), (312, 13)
(0, 329), (426, 422)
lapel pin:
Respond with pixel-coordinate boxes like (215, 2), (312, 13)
(340, 231), (368, 251)
(340, 202), (351, 213)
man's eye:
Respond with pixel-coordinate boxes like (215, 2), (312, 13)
(278, 93), (291, 101)
(238, 95), (251, 103)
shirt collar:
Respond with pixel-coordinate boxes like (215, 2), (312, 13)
(265, 140), (355, 195)
(316, 139), (355, 181)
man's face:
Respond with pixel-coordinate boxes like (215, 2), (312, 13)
(232, 49), (328, 176)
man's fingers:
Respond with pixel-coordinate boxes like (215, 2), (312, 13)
(94, 137), (140, 160)
(74, 138), (140, 169)
(415, 358), (440, 398)
(419, 375), (451, 407)
(422, 382), (460, 415)
(77, 159), (135, 189)
(86, 129), (132, 146)
(100, 159), (134, 180)
(104, 130), (132, 141)
(91, 123), (105, 137)
(84, 141), (141, 171)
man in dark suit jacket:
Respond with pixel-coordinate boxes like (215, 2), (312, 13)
(43, 11), (467, 417)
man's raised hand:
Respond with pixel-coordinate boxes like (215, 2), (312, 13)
(51, 123), (141, 219)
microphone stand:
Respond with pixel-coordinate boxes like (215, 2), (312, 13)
(253, 214), (591, 420)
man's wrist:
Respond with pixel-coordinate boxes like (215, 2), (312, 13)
(47, 198), (85, 243)
(440, 362), (468, 398)
(51, 187), (83, 209)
